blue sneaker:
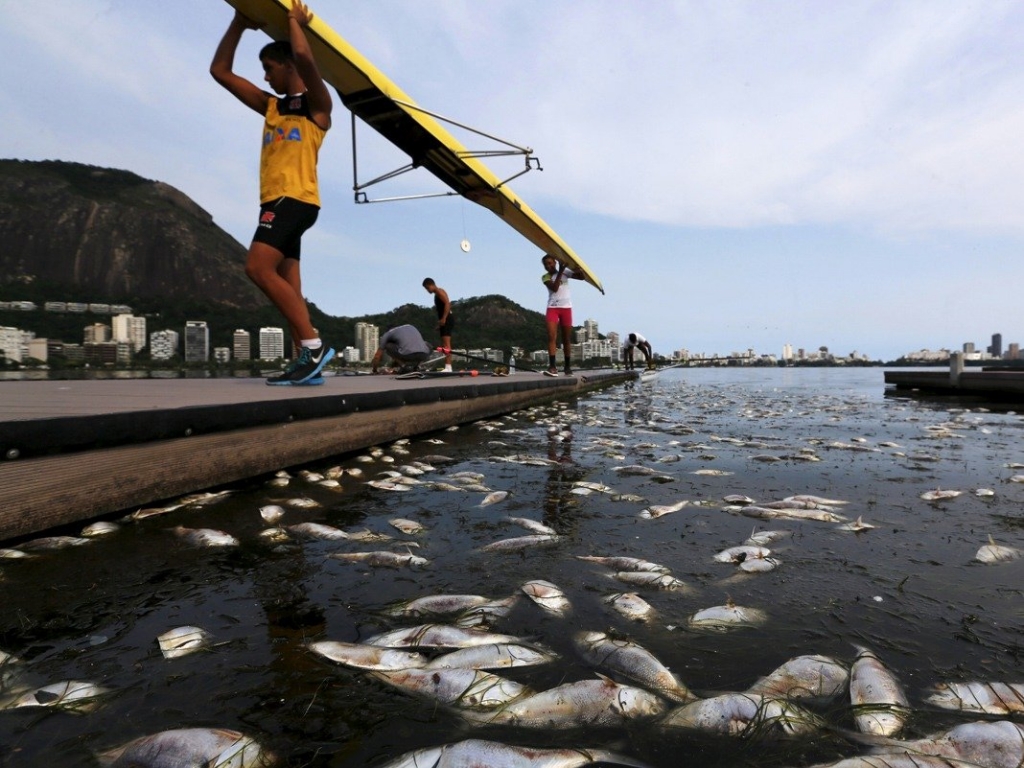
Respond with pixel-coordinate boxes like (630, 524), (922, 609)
(291, 375), (324, 386)
(285, 343), (335, 384)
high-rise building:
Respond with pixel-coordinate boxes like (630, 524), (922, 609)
(963, 342), (975, 354)
(184, 321), (209, 363)
(213, 347), (231, 363)
(356, 322), (379, 362)
(233, 329), (252, 360)
(989, 333), (1003, 359)
(259, 327), (285, 360)
(149, 329), (179, 360)
(84, 323), (111, 343)
(1008, 343), (1020, 360)
(112, 313), (147, 353)
(782, 343), (794, 362)
(583, 318), (599, 342)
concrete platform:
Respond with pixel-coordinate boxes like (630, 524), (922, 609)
(0, 369), (632, 542)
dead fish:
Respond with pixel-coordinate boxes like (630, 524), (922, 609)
(367, 479), (411, 492)
(345, 529), (396, 543)
(747, 654), (849, 700)
(4, 680), (111, 712)
(366, 624), (521, 650)
(479, 491), (509, 506)
(286, 522), (348, 541)
(975, 488), (996, 497)
(576, 555), (670, 573)
(459, 676), (666, 728)
(785, 494), (849, 506)
(505, 517), (557, 535)
(926, 681), (1024, 715)
(612, 572), (691, 591)
(737, 505), (847, 523)
(640, 500), (689, 519)
(258, 527), (290, 544)
(658, 692), (823, 737)
(521, 580), (571, 616)
(282, 496), (322, 508)
(424, 643), (557, 671)
(329, 551), (428, 568)
(974, 536), (1022, 563)
(373, 739), (650, 768)
(386, 594), (490, 619)
(691, 469), (733, 476)
(389, 518), (425, 535)
(850, 645), (910, 736)
(723, 495), (756, 505)
(172, 526), (239, 547)
(177, 490), (235, 507)
(81, 521), (121, 537)
(573, 631), (695, 703)
(739, 556), (781, 573)
(478, 534), (561, 553)
(743, 529), (790, 547)
(157, 626), (212, 659)
(307, 641), (428, 671)
(611, 494), (647, 503)
(95, 727), (275, 768)
(687, 601), (767, 631)
(837, 516), (876, 532)
(17, 535), (91, 551)
(454, 595), (522, 628)
(613, 464), (661, 476)
(863, 720), (1024, 768)
(0, 548), (33, 559)
(259, 504), (285, 524)
(713, 545), (772, 564)
(921, 489), (962, 501)
(572, 481), (616, 494)
(369, 667), (529, 709)
(604, 592), (656, 622)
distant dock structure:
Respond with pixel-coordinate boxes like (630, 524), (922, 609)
(884, 353), (1024, 400)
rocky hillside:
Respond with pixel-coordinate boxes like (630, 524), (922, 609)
(0, 159), (263, 307)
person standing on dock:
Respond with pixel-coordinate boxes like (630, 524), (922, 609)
(371, 325), (434, 374)
(542, 254), (584, 377)
(624, 333), (654, 370)
(210, 1), (335, 386)
(422, 278), (454, 372)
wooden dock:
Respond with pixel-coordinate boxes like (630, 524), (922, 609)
(0, 369), (632, 543)
(884, 355), (1024, 400)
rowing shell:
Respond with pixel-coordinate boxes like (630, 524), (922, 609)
(222, 0), (603, 293)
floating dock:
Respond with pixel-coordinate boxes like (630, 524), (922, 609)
(0, 370), (632, 543)
(884, 354), (1024, 400)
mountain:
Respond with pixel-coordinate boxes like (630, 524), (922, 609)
(0, 159), (550, 355)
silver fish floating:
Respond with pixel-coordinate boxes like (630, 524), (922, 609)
(746, 654), (849, 700)
(81, 521), (121, 537)
(576, 555), (670, 573)
(424, 643), (557, 671)
(613, 572), (691, 591)
(974, 536), (1023, 563)
(926, 681), (1024, 715)
(687, 601), (768, 631)
(3, 680), (111, 713)
(521, 580), (572, 616)
(850, 645), (910, 736)
(459, 676), (666, 729)
(385, 594), (491, 619)
(329, 551), (428, 568)
(388, 518), (425, 535)
(658, 692), (824, 738)
(286, 522), (348, 541)
(604, 592), (656, 622)
(573, 631), (695, 703)
(374, 738), (650, 768)
(478, 534), (561, 553)
(369, 667), (530, 709)
(505, 517), (557, 535)
(307, 641), (428, 671)
(639, 501), (689, 519)
(157, 626), (212, 659)
(479, 490), (509, 506)
(172, 526), (239, 548)
(95, 727), (276, 768)
(365, 624), (520, 650)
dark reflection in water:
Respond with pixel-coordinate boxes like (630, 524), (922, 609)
(1, 367), (1023, 767)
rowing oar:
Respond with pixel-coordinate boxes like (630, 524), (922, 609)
(437, 347), (536, 373)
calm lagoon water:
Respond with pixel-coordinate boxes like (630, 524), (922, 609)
(1, 367), (1022, 766)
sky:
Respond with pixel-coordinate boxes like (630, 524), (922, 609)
(3, 0), (1023, 362)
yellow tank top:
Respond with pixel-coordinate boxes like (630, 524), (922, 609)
(259, 95), (327, 206)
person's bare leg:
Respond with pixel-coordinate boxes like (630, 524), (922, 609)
(245, 243), (317, 342)
(277, 257), (305, 351)
(560, 324), (573, 373)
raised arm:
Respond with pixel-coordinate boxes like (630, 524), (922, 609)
(210, 11), (270, 115)
(287, 1), (333, 131)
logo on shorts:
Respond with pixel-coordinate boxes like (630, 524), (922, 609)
(259, 210), (276, 228)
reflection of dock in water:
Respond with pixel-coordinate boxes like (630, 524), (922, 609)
(0, 370), (631, 542)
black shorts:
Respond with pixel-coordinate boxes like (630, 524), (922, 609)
(438, 314), (455, 337)
(252, 197), (319, 260)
